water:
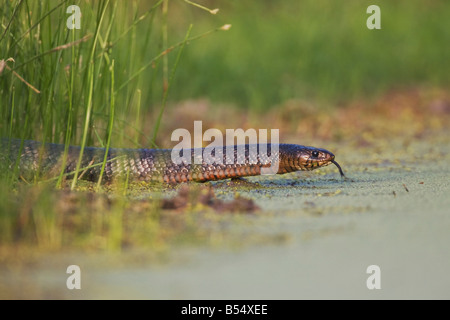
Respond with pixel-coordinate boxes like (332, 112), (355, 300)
(1, 137), (449, 299)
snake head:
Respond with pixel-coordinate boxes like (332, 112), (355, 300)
(297, 146), (345, 177)
(299, 147), (334, 168)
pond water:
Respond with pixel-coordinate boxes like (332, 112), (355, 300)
(1, 136), (449, 299)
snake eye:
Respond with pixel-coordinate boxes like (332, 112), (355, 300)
(312, 151), (319, 158)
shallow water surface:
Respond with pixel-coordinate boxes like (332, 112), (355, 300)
(1, 137), (449, 299)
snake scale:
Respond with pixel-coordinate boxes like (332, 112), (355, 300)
(1, 139), (344, 184)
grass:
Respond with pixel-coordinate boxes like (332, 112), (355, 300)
(2, 1), (449, 145)
(0, 0), (229, 147)
(173, 0), (450, 109)
(0, 0), (232, 258)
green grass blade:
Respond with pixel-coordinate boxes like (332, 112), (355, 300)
(151, 24), (193, 146)
(96, 59), (115, 190)
(70, 0), (110, 190)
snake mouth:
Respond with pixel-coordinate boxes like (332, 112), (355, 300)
(331, 160), (345, 177)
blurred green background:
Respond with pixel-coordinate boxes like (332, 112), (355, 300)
(0, 0), (449, 144)
(175, 0), (450, 109)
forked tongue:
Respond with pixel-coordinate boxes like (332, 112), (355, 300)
(331, 160), (345, 178)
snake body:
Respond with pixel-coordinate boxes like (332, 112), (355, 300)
(1, 139), (344, 183)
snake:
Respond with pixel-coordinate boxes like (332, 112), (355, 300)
(1, 139), (344, 184)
